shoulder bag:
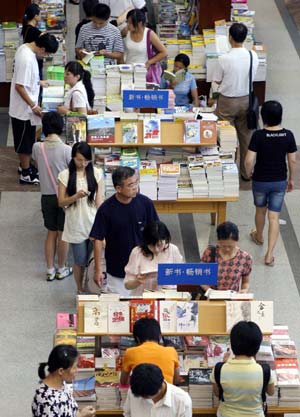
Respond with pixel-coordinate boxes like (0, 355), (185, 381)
(246, 50), (259, 130)
(146, 29), (162, 84)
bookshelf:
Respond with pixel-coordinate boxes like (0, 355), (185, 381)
(196, 0), (231, 31)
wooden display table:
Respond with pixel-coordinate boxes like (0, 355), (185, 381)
(153, 197), (238, 226)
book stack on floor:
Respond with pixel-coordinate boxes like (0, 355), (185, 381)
(206, 160), (224, 197)
(188, 161), (208, 197)
(133, 63), (147, 89)
(139, 160), (158, 200)
(188, 368), (213, 407)
(158, 163), (180, 200)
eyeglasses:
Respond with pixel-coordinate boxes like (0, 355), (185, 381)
(126, 180), (139, 189)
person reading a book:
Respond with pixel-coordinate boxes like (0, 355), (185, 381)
(120, 317), (181, 385)
(58, 142), (103, 294)
(200, 221), (252, 294)
(245, 100), (297, 267)
(90, 166), (158, 295)
(32, 344), (96, 417)
(123, 363), (192, 417)
(32, 112), (73, 282)
(122, 9), (167, 76)
(210, 321), (275, 417)
(124, 220), (183, 295)
(160, 53), (199, 107)
(57, 61), (94, 116)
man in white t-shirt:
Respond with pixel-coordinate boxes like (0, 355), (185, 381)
(123, 363), (192, 417)
(100, 0), (146, 30)
(9, 33), (58, 185)
(213, 23), (258, 181)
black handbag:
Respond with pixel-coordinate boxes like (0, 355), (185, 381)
(246, 50), (259, 130)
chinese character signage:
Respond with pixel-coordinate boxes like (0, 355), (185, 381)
(123, 90), (169, 108)
(157, 263), (218, 285)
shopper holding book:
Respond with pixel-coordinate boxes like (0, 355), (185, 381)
(245, 100), (297, 267)
(57, 61), (94, 115)
(200, 221), (252, 294)
(124, 220), (183, 295)
(32, 344), (96, 417)
(58, 142), (103, 294)
(210, 321), (275, 417)
(160, 53), (199, 107)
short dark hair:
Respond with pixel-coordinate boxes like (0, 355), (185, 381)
(140, 221), (171, 259)
(175, 53), (190, 68)
(133, 318), (162, 344)
(35, 33), (59, 54)
(112, 166), (135, 188)
(83, 0), (99, 17)
(38, 344), (78, 380)
(229, 23), (248, 43)
(130, 363), (164, 397)
(261, 100), (282, 127)
(127, 9), (146, 28)
(216, 221), (239, 241)
(92, 3), (111, 20)
(42, 112), (64, 136)
(230, 321), (262, 357)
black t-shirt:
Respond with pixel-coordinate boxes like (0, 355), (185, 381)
(90, 193), (159, 278)
(248, 128), (297, 181)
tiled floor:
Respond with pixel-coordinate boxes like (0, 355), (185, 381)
(1, 1), (300, 416)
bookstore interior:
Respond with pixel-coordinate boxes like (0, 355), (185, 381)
(1, 0), (299, 416)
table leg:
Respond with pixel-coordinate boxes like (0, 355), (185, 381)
(210, 212), (216, 225)
(217, 202), (227, 225)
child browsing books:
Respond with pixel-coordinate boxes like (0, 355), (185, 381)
(124, 220), (183, 295)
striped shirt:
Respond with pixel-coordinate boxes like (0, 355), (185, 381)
(211, 358), (274, 417)
(76, 21), (124, 65)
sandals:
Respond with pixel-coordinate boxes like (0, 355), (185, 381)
(249, 229), (264, 245)
(265, 257), (275, 267)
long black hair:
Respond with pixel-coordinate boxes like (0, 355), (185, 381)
(126, 8), (146, 28)
(22, 4), (40, 35)
(67, 142), (98, 206)
(38, 344), (78, 380)
(140, 220), (171, 260)
(65, 61), (95, 108)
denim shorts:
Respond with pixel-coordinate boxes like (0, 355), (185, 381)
(252, 180), (287, 212)
(70, 239), (93, 267)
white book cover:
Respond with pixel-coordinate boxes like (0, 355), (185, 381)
(176, 301), (199, 333)
(251, 301), (273, 333)
(225, 301), (251, 332)
(84, 302), (108, 334)
(143, 117), (161, 144)
(159, 300), (177, 333)
(108, 301), (130, 334)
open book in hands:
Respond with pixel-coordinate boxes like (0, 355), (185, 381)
(163, 68), (186, 84)
(205, 288), (254, 300)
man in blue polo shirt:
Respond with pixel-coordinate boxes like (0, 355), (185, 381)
(90, 166), (158, 295)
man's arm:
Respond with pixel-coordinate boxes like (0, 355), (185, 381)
(93, 239), (104, 286)
(120, 370), (130, 385)
(15, 84), (42, 116)
(287, 152), (296, 192)
(244, 150), (256, 179)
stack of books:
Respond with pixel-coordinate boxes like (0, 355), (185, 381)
(120, 148), (140, 169)
(139, 160), (158, 200)
(177, 164), (193, 199)
(73, 369), (96, 403)
(106, 65), (121, 96)
(158, 163), (180, 200)
(206, 160), (224, 197)
(188, 368), (213, 407)
(217, 121), (238, 152)
(133, 63), (147, 89)
(95, 357), (120, 410)
(222, 163), (239, 197)
(42, 85), (65, 112)
(188, 162), (208, 197)
(119, 64), (134, 90)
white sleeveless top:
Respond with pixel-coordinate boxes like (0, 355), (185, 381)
(124, 27), (149, 65)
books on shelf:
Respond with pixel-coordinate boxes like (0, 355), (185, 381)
(87, 116), (115, 144)
(184, 119), (200, 144)
(143, 117), (161, 144)
(275, 358), (300, 387)
(54, 329), (77, 347)
(159, 300), (177, 333)
(108, 301), (130, 334)
(73, 370), (96, 402)
(77, 354), (95, 371)
(84, 302), (108, 334)
(56, 312), (77, 329)
(207, 335), (230, 367)
(176, 301), (199, 333)
(129, 299), (158, 332)
(226, 301), (273, 333)
(66, 115), (87, 145)
(272, 341), (297, 359)
(205, 288), (254, 300)
(200, 120), (217, 144)
(121, 121), (138, 144)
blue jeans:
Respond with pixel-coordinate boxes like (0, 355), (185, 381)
(252, 180), (287, 212)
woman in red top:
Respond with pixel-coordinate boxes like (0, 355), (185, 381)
(200, 221), (252, 293)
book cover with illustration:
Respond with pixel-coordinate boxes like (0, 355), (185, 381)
(200, 120), (217, 144)
(56, 312), (77, 329)
(84, 302), (108, 334)
(176, 301), (199, 333)
(87, 116), (115, 144)
(159, 300), (177, 333)
(275, 358), (300, 387)
(207, 335), (230, 367)
(143, 117), (161, 144)
(66, 115), (87, 144)
(184, 119), (200, 144)
(129, 299), (158, 332)
(77, 353), (95, 371)
(108, 301), (130, 334)
(122, 122), (138, 144)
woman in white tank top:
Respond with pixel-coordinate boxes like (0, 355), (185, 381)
(122, 9), (167, 67)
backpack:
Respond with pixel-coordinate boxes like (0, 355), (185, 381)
(214, 361), (270, 415)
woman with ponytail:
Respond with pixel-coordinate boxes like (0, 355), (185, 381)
(57, 61), (95, 115)
(22, 4), (41, 43)
(58, 142), (103, 294)
(32, 344), (96, 417)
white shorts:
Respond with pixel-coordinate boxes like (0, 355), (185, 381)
(106, 273), (131, 296)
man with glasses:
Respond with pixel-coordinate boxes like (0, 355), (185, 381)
(9, 33), (58, 185)
(90, 166), (158, 295)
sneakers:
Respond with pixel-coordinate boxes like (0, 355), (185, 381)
(18, 164), (39, 177)
(56, 266), (73, 280)
(46, 270), (56, 282)
(19, 168), (40, 185)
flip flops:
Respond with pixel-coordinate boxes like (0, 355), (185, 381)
(265, 257), (275, 267)
(249, 229), (264, 245)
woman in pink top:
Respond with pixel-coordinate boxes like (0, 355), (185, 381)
(124, 220), (183, 295)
